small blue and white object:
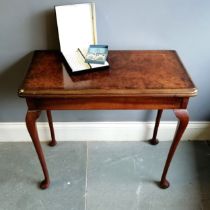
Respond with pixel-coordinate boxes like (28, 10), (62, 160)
(85, 45), (108, 64)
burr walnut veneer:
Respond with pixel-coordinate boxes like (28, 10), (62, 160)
(18, 50), (197, 189)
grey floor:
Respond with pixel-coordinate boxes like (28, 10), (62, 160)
(0, 141), (210, 210)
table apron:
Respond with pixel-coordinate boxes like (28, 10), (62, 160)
(26, 97), (189, 110)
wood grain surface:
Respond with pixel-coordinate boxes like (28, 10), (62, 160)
(18, 50), (197, 98)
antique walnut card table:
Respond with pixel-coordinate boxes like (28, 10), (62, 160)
(18, 50), (197, 189)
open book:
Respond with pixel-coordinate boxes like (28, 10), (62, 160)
(55, 3), (109, 72)
(63, 48), (109, 72)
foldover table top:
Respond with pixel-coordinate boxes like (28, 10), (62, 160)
(18, 50), (197, 98)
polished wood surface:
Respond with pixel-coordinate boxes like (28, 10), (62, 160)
(18, 50), (197, 189)
(18, 50), (197, 98)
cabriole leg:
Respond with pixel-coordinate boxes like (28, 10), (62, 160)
(46, 110), (57, 146)
(159, 109), (189, 189)
(26, 110), (50, 189)
(149, 109), (163, 145)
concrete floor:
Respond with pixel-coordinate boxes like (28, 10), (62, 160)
(0, 141), (210, 210)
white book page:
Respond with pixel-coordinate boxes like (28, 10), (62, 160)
(55, 3), (96, 53)
(63, 50), (90, 72)
(90, 61), (109, 68)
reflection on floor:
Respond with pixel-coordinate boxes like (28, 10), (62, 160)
(0, 141), (210, 210)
